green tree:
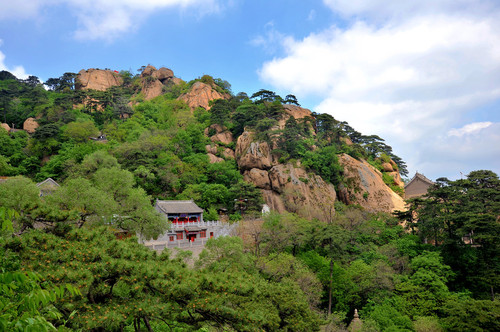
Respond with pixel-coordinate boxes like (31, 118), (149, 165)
(64, 120), (99, 142)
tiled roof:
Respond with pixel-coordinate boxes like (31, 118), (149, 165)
(404, 172), (434, 188)
(156, 200), (203, 214)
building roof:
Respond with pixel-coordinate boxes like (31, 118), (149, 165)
(36, 177), (60, 188)
(156, 200), (203, 214)
(36, 178), (59, 190)
(404, 172), (434, 189)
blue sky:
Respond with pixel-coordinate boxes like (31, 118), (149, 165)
(1, 0), (499, 181)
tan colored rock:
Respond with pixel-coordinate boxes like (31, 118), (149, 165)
(235, 131), (272, 171)
(261, 189), (287, 213)
(76, 69), (123, 91)
(141, 65), (157, 77)
(171, 77), (183, 85)
(277, 104), (314, 130)
(142, 79), (164, 100)
(211, 131), (233, 145)
(389, 171), (405, 188)
(204, 124), (225, 135)
(382, 162), (394, 172)
(341, 136), (353, 145)
(244, 168), (271, 190)
(339, 154), (406, 213)
(153, 67), (174, 82)
(23, 117), (39, 134)
(178, 81), (229, 110)
(266, 163), (337, 222)
(1, 123), (10, 132)
(207, 153), (224, 163)
(205, 144), (217, 154)
(223, 148), (235, 159)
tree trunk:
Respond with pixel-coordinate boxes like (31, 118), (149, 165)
(328, 257), (333, 316)
(143, 316), (154, 332)
(491, 285), (495, 302)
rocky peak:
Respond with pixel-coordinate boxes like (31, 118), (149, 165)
(140, 65), (178, 101)
(275, 104), (314, 130)
(76, 69), (123, 91)
(178, 81), (230, 110)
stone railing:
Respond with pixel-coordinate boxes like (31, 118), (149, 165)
(168, 220), (220, 229)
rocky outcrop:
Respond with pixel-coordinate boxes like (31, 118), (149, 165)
(236, 131), (272, 171)
(1, 123), (10, 132)
(267, 164), (337, 222)
(142, 79), (164, 101)
(23, 118), (39, 134)
(207, 153), (224, 163)
(222, 148), (235, 159)
(204, 124), (235, 161)
(76, 69), (123, 91)
(278, 104), (314, 129)
(339, 154), (405, 213)
(140, 65), (177, 100)
(178, 82), (229, 110)
(244, 168), (271, 190)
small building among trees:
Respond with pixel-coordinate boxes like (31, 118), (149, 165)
(404, 172), (434, 199)
(144, 200), (235, 250)
(36, 178), (60, 196)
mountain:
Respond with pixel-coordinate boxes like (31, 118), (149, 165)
(0, 66), (407, 219)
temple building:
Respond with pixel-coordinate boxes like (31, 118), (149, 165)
(154, 200), (208, 243)
(404, 172), (435, 199)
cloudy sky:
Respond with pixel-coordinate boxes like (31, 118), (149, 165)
(1, 0), (499, 180)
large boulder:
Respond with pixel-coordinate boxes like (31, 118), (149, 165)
(178, 82), (229, 110)
(211, 131), (233, 145)
(76, 69), (123, 91)
(266, 163), (337, 222)
(23, 117), (39, 134)
(153, 67), (174, 82)
(338, 154), (406, 213)
(140, 65), (177, 100)
(235, 131), (272, 171)
(1, 123), (10, 132)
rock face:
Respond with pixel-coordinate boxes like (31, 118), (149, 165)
(142, 79), (164, 101)
(278, 104), (314, 129)
(178, 82), (229, 110)
(244, 168), (271, 190)
(235, 131), (273, 171)
(76, 69), (123, 91)
(235, 130), (336, 222)
(267, 164), (337, 221)
(339, 154), (405, 213)
(140, 65), (177, 100)
(23, 117), (39, 134)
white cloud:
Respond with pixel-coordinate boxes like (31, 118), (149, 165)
(322, 0), (498, 21)
(0, 48), (29, 79)
(448, 122), (492, 137)
(257, 1), (500, 179)
(0, 0), (227, 41)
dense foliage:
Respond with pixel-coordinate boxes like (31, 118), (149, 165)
(1, 69), (498, 331)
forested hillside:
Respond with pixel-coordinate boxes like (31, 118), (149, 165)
(0, 67), (499, 331)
